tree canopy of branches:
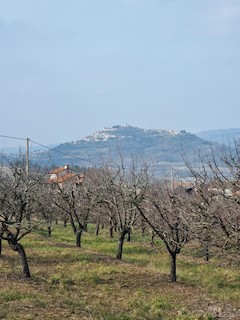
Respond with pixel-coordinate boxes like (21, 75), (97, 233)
(0, 163), (44, 277)
(51, 170), (99, 247)
(94, 159), (150, 260)
(134, 180), (192, 282)
(186, 141), (240, 256)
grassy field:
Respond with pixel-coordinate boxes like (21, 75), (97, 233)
(0, 224), (240, 320)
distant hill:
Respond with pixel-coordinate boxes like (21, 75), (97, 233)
(33, 125), (213, 176)
(196, 128), (240, 145)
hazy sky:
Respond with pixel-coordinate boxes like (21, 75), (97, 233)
(0, 0), (240, 148)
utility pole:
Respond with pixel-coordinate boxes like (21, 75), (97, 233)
(26, 137), (30, 177)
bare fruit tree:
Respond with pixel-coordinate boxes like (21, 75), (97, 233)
(51, 170), (98, 248)
(0, 164), (41, 278)
(97, 159), (150, 260)
(186, 143), (240, 256)
(134, 180), (192, 282)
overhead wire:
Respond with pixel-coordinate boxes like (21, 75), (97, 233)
(0, 135), (119, 171)
(0, 134), (188, 177)
(0, 133), (106, 167)
(29, 139), (108, 167)
(0, 134), (26, 142)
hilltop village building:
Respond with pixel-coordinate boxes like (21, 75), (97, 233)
(48, 165), (84, 188)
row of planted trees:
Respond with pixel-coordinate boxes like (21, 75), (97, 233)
(1, 142), (240, 281)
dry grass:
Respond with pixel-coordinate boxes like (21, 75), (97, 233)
(0, 225), (240, 320)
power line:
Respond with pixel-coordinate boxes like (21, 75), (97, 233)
(0, 133), (111, 168)
(0, 134), (150, 168)
(29, 139), (106, 167)
(0, 134), (185, 176)
(0, 134), (26, 141)
(29, 139), (146, 173)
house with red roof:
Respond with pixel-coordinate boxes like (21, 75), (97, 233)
(48, 164), (84, 188)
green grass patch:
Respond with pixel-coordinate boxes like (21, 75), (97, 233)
(0, 224), (239, 319)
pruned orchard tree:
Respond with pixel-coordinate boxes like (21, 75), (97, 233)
(97, 159), (150, 260)
(51, 170), (98, 248)
(191, 181), (224, 261)
(33, 176), (57, 238)
(212, 141), (240, 253)
(186, 143), (240, 256)
(92, 167), (119, 239)
(78, 169), (102, 233)
(134, 179), (193, 282)
(77, 168), (109, 237)
(51, 180), (84, 247)
(0, 163), (42, 278)
(184, 164), (222, 261)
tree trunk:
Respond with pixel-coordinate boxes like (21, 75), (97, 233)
(109, 226), (114, 238)
(17, 243), (31, 278)
(76, 229), (83, 247)
(141, 218), (146, 236)
(64, 218), (67, 228)
(108, 218), (114, 238)
(116, 230), (127, 260)
(0, 238), (2, 255)
(142, 225), (146, 237)
(95, 221), (100, 236)
(70, 217), (77, 234)
(127, 228), (131, 242)
(204, 243), (209, 262)
(170, 253), (177, 282)
(48, 221), (52, 238)
(9, 241), (31, 278)
(151, 231), (156, 246)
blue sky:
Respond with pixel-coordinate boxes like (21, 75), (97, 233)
(0, 0), (240, 148)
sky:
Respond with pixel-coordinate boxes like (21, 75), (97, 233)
(0, 0), (240, 149)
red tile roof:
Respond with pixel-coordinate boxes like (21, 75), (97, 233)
(48, 173), (76, 184)
(48, 173), (84, 184)
(49, 166), (68, 174)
